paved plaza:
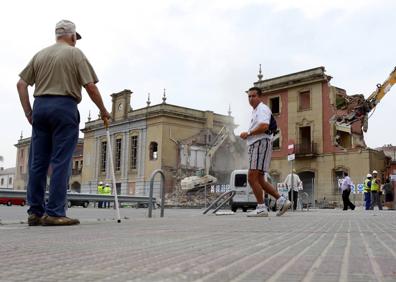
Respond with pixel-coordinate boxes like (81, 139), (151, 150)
(0, 206), (395, 282)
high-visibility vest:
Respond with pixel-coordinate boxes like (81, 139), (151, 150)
(104, 186), (111, 195)
(371, 179), (380, 192)
(97, 185), (104, 194)
(364, 179), (371, 192)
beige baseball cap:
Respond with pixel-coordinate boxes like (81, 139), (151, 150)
(55, 20), (82, 40)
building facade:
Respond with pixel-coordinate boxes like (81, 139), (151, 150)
(254, 67), (388, 205)
(80, 90), (244, 197)
(0, 167), (16, 189)
(14, 138), (84, 191)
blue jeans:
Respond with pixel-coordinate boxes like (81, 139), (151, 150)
(27, 96), (79, 217)
(364, 192), (371, 210)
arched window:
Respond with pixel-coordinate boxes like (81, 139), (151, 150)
(149, 142), (158, 160)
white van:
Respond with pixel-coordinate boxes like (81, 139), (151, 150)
(229, 169), (276, 212)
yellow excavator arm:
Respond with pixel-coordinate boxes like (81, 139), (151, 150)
(333, 67), (396, 132)
(366, 66), (396, 109)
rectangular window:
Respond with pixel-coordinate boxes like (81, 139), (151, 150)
(100, 141), (107, 172)
(299, 126), (311, 154)
(8, 177), (12, 185)
(269, 97), (280, 114)
(115, 139), (122, 171)
(75, 161), (79, 169)
(130, 136), (138, 169)
(234, 174), (247, 187)
(150, 142), (158, 160)
(299, 91), (311, 111)
(1, 178), (4, 186)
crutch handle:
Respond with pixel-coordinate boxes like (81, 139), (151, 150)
(103, 117), (109, 129)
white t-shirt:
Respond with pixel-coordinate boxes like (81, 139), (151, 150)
(247, 102), (272, 146)
(284, 173), (303, 192)
(341, 176), (353, 191)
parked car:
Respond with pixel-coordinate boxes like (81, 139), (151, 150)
(66, 191), (89, 208)
(44, 192), (90, 208)
(0, 197), (26, 206)
(67, 199), (89, 208)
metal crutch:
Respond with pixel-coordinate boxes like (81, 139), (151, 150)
(104, 118), (121, 223)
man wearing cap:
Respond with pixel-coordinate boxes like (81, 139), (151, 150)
(370, 170), (383, 210)
(17, 20), (111, 226)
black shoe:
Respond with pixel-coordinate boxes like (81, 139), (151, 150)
(28, 214), (43, 226)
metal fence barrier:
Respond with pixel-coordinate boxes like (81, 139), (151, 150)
(0, 189), (155, 206)
(203, 190), (236, 214)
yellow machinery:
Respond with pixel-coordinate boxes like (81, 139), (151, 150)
(336, 67), (396, 132)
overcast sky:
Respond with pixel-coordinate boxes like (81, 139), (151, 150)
(1, 0), (395, 168)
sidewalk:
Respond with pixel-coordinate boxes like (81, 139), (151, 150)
(1, 207), (395, 281)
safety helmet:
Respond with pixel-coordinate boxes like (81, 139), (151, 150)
(105, 183), (110, 186)
(372, 170), (378, 174)
(99, 181), (103, 185)
(366, 173), (372, 178)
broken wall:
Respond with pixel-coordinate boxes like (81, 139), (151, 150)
(331, 87), (367, 149)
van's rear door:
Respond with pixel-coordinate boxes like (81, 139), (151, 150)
(232, 172), (249, 202)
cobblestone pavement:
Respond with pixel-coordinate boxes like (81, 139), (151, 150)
(0, 206), (395, 282)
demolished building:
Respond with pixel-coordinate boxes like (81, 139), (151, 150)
(254, 66), (389, 205)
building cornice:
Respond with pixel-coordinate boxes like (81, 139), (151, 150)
(82, 103), (234, 133)
(254, 66), (332, 93)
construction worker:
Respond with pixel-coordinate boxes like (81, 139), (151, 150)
(363, 174), (372, 210)
(97, 181), (104, 208)
(370, 170), (383, 210)
(104, 183), (112, 208)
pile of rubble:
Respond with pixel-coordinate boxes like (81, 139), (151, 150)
(164, 189), (225, 208)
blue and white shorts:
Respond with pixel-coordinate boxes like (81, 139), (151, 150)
(248, 138), (272, 172)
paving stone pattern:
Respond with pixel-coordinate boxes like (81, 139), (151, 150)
(0, 207), (395, 282)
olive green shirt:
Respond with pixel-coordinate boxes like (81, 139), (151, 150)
(19, 42), (98, 103)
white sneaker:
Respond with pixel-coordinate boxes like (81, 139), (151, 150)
(276, 196), (291, 216)
(247, 205), (269, 217)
